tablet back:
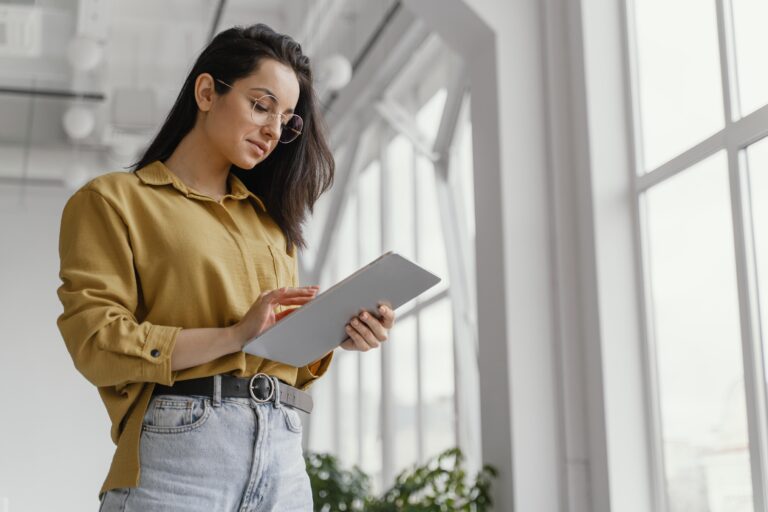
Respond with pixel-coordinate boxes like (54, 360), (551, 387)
(242, 251), (441, 367)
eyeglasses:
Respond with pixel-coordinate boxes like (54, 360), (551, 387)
(215, 78), (303, 144)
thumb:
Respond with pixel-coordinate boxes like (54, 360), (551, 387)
(275, 308), (297, 321)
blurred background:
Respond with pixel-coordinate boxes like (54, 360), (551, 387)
(1, 0), (767, 511)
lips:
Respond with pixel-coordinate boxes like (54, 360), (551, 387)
(247, 139), (267, 156)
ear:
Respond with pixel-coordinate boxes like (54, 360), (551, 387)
(194, 73), (216, 112)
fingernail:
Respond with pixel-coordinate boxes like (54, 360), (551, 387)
(361, 313), (367, 319)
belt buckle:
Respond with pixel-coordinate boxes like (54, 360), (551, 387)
(248, 373), (274, 403)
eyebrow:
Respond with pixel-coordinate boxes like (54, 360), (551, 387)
(248, 87), (295, 114)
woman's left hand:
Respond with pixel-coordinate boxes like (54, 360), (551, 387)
(340, 303), (396, 352)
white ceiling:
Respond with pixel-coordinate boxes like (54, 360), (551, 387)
(0, 0), (396, 182)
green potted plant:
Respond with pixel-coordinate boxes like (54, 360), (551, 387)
(305, 447), (497, 511)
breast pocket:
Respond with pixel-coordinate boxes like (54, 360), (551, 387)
(250, 241), (279, 293)
(268, 245), (296, 289)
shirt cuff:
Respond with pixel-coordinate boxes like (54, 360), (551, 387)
(141, 324), (182, 386)
(295, 350), (334, 390)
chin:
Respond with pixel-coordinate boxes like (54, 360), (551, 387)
(232, 154), (263, 170)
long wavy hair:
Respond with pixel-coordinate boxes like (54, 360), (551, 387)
(132, 24), (335, 254)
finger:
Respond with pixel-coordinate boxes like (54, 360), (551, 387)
(264, 287), (316, 302)
(377, 303), (395, 329)
(276, 296), (317, 306)
(283, 286), (318, 295)
(340, 338), (357, 350)
(356, 310), (388, 342)
(345, 323), (377, 350)
(348, 318), (380, 349)
(275, 309), (295, 321)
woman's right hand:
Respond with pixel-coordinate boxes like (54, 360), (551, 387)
(231, 286), (320, 349)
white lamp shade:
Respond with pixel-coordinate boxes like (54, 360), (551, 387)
(62, 106), (95, 139)
(318, 54), (352, 92)
(67, 35), (103, 71)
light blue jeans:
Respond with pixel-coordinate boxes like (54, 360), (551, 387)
(98, 377), (313, 511)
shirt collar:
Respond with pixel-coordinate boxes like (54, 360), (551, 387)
(136, 160), (267, 212)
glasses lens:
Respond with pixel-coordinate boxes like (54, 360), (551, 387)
(279, 115), (303, 143)
(250, 98), (275, 126)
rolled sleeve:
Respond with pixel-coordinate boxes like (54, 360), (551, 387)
(295, 350), (334, 390)
(56, 187), (181, 388)
(142, 324), (182, 382)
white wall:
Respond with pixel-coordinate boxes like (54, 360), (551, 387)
(0, 184), (114, 512)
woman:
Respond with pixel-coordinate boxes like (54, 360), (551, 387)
(56, 24), (394, 511)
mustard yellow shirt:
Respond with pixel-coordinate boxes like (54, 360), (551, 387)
(55, 160), (333, 498)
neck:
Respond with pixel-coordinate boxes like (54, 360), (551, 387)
(163, 125), (230, 197)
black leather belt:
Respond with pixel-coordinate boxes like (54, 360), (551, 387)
(152, 373), (313, 414)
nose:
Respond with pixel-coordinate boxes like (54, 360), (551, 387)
(261, 118), (280, 142)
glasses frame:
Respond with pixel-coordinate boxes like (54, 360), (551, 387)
(215, 78), (303, 144)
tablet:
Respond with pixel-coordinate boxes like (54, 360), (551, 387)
(242, 251), (441, 367)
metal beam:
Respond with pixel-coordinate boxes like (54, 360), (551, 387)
(0, 176), (64, 188)
(373, 99), (439, 161)
(324, 7), (429, 143)
(208, 0), (227, 42)
(0, 86), (105, 101)
(432, 62), (469, 176)
(427, 63), (483, 477)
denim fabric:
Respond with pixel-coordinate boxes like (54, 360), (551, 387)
(97, 378), (312, 511)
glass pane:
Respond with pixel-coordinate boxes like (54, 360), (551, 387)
(332, 195), (359, 467)
(358, 161), (381, 264)
(336, 350), (359, 469)
(631, 0), (724, 171)
(335, 194), (358, 279)
(357, 159), (383, 488)
(417, 88), (447, 143)
(307, 371), (335, 454)
(391, 315), (419, 472)
(746, 138), (768, 405)
(419, 299), (455, 459)
(452, 96), (475, 244)
(645, 152), (753, 511)
(304, 145), (349, 270)
(731, 0), (768, 117)
(360, 346), (382, 492)
(388, 134), (415, 261)
(416, 157), (450, 301)
(415, 88), (450, 302)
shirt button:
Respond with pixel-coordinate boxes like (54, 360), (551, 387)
(150, 349), (161, 357)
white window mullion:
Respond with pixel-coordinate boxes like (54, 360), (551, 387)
(355, 177), (364, 468)
(412, 92), (425, 464)
(623, 0), (672, 509)
(716, 0), (768, 509)
(378, 121), (396, 488)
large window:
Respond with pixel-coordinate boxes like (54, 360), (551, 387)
(303, 37), (476, 493)
(627, 0), (768, 510)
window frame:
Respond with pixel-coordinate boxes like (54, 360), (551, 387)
(623, 0), (768, 509)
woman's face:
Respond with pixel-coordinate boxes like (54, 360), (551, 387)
(200, 58), (301, 170)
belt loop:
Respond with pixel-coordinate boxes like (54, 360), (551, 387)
(271, 376), (281, 408)
(212, 374), (222, 408)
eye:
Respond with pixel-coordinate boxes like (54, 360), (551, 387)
(251, 101), (270, 113)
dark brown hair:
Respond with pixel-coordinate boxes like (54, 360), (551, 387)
(132, 24), (335, 254)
